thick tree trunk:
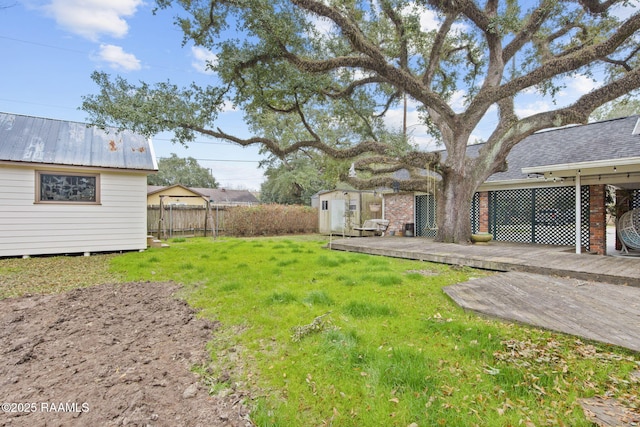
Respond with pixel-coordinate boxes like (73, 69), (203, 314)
(435, 169), (478, 244)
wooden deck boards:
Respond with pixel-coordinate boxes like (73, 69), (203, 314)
(443, 272), (640, 352)
(328, 237), (640, 286)
(328, 237), (640, 352)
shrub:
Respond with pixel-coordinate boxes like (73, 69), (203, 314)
(222, 204), (318, 236)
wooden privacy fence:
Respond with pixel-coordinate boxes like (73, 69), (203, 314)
(148, 204), (318, 238)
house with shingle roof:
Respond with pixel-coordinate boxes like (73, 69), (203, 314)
(378, 115), (640, 255)
(147, 185), (259, 207)
(0, 112), (157, 257)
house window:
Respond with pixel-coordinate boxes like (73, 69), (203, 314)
(321, 200), (328, 210)
(36, 171), (100, 204)
(349, 200), (357, 211)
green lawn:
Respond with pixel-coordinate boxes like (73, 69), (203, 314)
(105, 236), (639, 426)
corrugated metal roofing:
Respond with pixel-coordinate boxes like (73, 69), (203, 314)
(0, 112), (157, 171)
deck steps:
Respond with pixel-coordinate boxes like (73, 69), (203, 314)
(147, 236), (170, 249)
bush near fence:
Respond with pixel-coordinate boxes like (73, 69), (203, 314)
(148, 204), (318, 237)
(224, 204), (318, 236)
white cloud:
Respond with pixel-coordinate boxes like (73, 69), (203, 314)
(515, 100), (553, 118)
(563, 74), (600, 97)
(42, 0), (143, 41)
(416, 8), (440, 31)
(401, 3), (467, 33)
(449, 90), (468, 113)
(191, 46), (218, 74)
(309, 15), (334, 36)
(96, 44), (141, 71)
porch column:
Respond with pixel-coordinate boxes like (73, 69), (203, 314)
(478, 191), (489, 233)
(589, 185), (607, 255)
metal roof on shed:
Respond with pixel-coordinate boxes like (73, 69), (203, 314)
(0, 112), (157, 171)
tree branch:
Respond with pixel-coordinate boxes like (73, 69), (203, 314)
(424, 13), (455, 87)
(503, 0), (556, 62)
(183, 124), (391, 160)
(578, 0), (619, 14)
(290, 0), (386, 63)
(473, 12), (640, 109)
(380, 0), (408, 70)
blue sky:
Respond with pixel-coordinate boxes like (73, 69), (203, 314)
(0, 0), (266, 190)
(0, 1), (633, 191)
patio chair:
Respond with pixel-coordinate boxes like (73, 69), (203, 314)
(617, 208), (640, 254)
(353, 219), (390, 236)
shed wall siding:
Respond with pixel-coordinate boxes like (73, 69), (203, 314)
(0, 165), (148, 257)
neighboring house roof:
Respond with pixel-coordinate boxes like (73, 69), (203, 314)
(190, 187), (260, 204)
(485, 115), (640, 182)
(147, 184), (203, 197)
(0, 112), (157, 171)
(147, 185), (260, 204)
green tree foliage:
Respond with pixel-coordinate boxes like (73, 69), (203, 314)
(148, 153), (219, 188)
(259, 154), (345, 205)
(591, 92), (640, 121)
(83, 0), (640, 243)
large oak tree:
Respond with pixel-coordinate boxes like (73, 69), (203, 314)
(83, 0), (640, 243)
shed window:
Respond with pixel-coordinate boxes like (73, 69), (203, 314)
(36, 172), (100, 204)
(321, 200), (328, 210)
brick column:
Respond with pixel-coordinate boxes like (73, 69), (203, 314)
(478, 191), (489, 233)
(589, 185), (607, 255)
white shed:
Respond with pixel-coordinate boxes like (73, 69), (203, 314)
(318, 190), (383, 236)
(0, 112), (158, 257)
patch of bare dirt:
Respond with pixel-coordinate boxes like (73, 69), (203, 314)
(0, 282), (253, 426)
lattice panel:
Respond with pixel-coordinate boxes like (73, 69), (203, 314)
(581, 185), (591, 251)
(632, 190), (640, 209)
(490, 189), (533, 243)
(489, 186), (590, 249)
(471, 192), (480, 234)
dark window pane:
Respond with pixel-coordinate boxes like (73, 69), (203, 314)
(40, 174), (97, 202)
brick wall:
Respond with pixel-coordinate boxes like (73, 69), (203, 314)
(589, 184), (607, 255)
(383, 193), (414, 236)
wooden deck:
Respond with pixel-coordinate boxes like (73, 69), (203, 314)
(328, 236), (640, 286)
(328, 236), (640, 352)
(444, 272), (640, 352)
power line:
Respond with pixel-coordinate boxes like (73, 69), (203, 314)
(0, 97), (79, 111)
(153, 136), (232, 145)
(0, 35), (88, 55)
(157, 156), (261, 163)
(0, 34), (188, 73)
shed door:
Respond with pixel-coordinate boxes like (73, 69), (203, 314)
(330, 200), (346, 233)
